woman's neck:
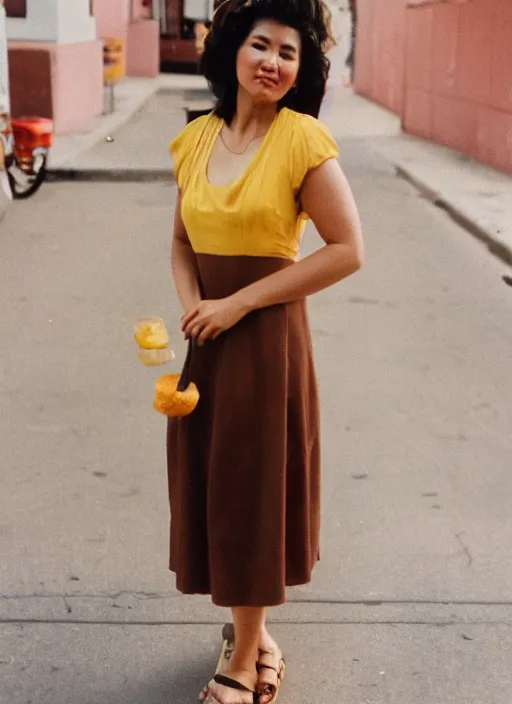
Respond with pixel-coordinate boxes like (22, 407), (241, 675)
(228, 87), (278, 138)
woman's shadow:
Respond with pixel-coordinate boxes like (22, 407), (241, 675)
(128, 660), (214, 704)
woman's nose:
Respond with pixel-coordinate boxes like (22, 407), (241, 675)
(262, 53), (278, 70)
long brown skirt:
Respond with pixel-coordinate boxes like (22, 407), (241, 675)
(167, 254), (321, 607)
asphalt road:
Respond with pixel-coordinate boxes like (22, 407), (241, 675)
(1, 137), (512, 703)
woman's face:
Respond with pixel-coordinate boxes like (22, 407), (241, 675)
(236, 19), (301, 105)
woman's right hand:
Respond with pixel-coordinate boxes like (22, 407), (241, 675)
(181, 296), (250, 345)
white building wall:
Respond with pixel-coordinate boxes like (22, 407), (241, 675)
(0, 5), (10, 111)
(6, 0), (95, 44)
(57, 0), (96, 44)
(6, 0), (59, 41)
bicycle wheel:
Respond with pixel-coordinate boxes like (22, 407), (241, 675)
(8, 152), (48, 199)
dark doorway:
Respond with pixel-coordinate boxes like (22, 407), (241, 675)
(5, 0), (27, 17)
(160, 0), (206, 71)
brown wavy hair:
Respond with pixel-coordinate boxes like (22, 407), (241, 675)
(200, 0), (332, 123)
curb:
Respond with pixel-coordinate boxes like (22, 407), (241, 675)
(396, 165), (512, 267)
(47, 168), (175, 184)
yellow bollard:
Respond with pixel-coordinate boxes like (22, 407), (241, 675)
(102, 38), (126, 113)
(102, 37), (125, 84)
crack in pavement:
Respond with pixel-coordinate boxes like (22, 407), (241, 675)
(455, 531), (474, 568)
(0, 619), (511, 627)
(2, 593), (512, 605)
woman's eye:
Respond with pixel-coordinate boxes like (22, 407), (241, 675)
(252, 43), (266, 51)
(281, 53), (294, 60)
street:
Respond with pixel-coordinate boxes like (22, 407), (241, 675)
(1, 110), (512, 702)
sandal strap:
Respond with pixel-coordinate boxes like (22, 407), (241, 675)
(213, 674), (254, 693)
(257, 650), (283, 672)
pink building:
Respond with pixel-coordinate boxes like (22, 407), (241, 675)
(355, 0), (512, 174)
(5, 0), (159, 134)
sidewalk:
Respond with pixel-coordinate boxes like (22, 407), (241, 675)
(48, 76), (512, 267)
(372, 136), (512, 266)
(322, 87), (512, 266)
(47, 74), (210, 173)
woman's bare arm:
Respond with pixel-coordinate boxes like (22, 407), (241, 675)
(181, 159), (364, 343)
(171, 191), (202, 313)
(232, 158), (364, 312)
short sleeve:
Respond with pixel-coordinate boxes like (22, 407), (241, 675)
(289, 113), (339, 193)
(169, 115), (209, 189)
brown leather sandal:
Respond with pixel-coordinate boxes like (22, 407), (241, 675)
(256, 650), (286, 704)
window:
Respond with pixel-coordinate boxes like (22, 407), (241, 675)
(4, 0), (27, 17)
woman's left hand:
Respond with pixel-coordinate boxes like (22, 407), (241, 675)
(181, 296), (249, 345)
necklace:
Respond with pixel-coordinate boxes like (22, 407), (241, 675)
(219, 130), (262, 155)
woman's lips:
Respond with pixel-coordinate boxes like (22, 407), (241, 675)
(256, 76), (278, 88)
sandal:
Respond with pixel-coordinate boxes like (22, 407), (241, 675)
(256, 650), (286, 704)
(204, 674), (259, 704)
(200, 628), (258, 704)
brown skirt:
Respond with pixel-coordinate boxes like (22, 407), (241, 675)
(166, 254), (321, 607)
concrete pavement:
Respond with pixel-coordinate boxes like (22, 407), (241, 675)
(2, 622), (511, 703)
(1, 121), (512, 701)
(50, 92), (191, 181)
(371, 135), (512, 266)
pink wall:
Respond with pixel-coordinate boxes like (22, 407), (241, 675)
(94, 0), (159, 78)
(52, 41), (104, 134)
(126, 19), (159, 77)
(8, 41), (103, 134)
(93, 0), (153, 37)
(355, 0), (406, 115)
(93, 0), (129, 41)
(132, 0), (152, 21)
(355, 0), (512, 174)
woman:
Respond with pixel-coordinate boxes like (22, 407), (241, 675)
(168, 0), (364, 702)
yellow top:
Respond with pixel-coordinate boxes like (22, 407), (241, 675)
(169, 107), (339, 260)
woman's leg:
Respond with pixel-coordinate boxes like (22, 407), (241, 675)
(230, 606), (266, 680)
(258, 614), (279, 655)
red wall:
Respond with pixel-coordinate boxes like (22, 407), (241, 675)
(355, 0), (512, 174)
